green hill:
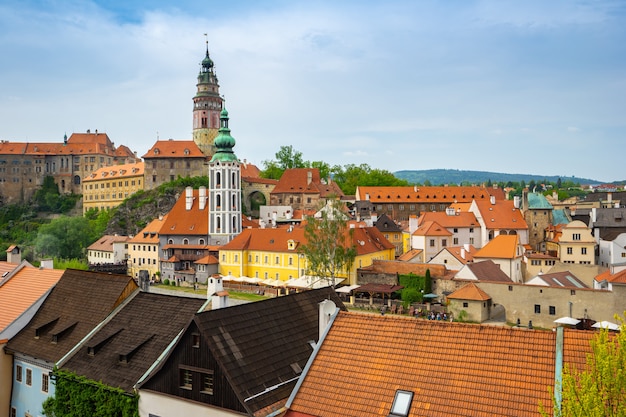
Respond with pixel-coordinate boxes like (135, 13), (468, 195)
(394, 169), (600, 186)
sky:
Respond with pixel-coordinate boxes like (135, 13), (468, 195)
(1, 1), (625, 183)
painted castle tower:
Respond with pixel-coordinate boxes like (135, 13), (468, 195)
(192, 41), (223, 157)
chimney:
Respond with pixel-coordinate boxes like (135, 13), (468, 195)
(490, 195), (496, 205)
(591, 207), (597, 223)
(365, 193), (370, 201)
(464, 243), (470, 253)
(318, 299), (337, 341)
(198, 186), (207, 210)
(409, 215), (418, 234)
(6, 245), (21, 264)
(307, 170), (312, 185)
(608, 192), (612, 203)
(185, 187), (194, 211)
(513, 195), (521, 209)
(460, 247), (466, 260)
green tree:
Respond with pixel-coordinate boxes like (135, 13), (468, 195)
(332, 163), (408, 196)
(300, 199), (357, 288)
(542, 317), (626, 417)
(275, 145), (307, 169)
(35, 216), (93, 260)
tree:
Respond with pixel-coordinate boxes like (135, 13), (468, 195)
(275, 145), (307, 170)
(34, 216), (93, 260)
(542, 316), (626, 417)
(300, 199), (356, 288)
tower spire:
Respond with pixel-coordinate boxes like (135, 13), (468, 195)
(193, 36), (222, 157)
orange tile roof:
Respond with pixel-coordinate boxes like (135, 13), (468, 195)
(128, 216), (168, 244)
(272, 168), (344, 197)
(240, 161), (261, 178)
(595, 269), (626, 284)
(397, 249), (423, 262)
(87, 235), (131, 251)
(286, 312), (593, 417)
(473, 199), (528, 230)
(412, 220), (452, 237)
(356, 185), (499, 203)
(447, 282), (491, 300)
(160, 189), (209, 235)
(141, 140), (205, 159)
(442, 245), (478, 263)
(419, 210), (480, 228)
(84, 161), (144, 182)
(0, 266), (63, 333)
(474, 234), (521, 259)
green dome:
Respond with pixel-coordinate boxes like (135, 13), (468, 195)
(210, 107), (238, 163)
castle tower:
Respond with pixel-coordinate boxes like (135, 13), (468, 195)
(208, 107), (241, 243)
(193, 40), (223, 157)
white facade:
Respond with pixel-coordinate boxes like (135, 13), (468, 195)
(598, 233), (626, 267)
(209, 161), (242, 243)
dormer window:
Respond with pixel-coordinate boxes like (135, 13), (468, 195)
(153, 148), (160, 155)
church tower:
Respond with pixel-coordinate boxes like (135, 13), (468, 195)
(208, 107), (241, 244)
(193, 40), (223, 157)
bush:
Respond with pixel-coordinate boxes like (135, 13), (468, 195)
(163, 279), (170, 286)
(170, 280), (176, 286)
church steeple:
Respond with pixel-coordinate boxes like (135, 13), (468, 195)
(193, 36), (223, 157)
(208, 106), (241, 244)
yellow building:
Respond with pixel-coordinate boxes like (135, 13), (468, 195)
(127, 215), (167, 281)
(218, 225), (395, 286)
(83, 161), (144, 213)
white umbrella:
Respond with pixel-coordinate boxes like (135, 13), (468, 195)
(554, 317), (581, 326)
(591, 321), (621, 331)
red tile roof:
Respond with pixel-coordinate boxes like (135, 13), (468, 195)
(128, 216), (168, 244)
(356, 186), (500, 203)
(286, 312), (594, 417)
(418, 211), (479, 228)
(412, 220), (452, 237)
(160, 189), (209, 235)
(595, 269), (626, 284)
(87, 235), (131, 251)
(473, 199), (528, 230)
(141, 140), (205, 159)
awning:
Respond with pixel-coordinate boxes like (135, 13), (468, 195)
(423, 293), (439, 299)
(591, 321), (621, 331)
(286, 275), (344, 289)
(554, 317), (581, 326)
(355, 283), (404, 294)
(335, 285), (361, 294)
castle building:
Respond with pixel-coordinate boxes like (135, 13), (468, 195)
(82, 161), (144, 213)
(0, 131), (138, 204)
(192, 42), (224, 157)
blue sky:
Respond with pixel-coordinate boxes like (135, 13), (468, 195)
(1, 1), (625, 182)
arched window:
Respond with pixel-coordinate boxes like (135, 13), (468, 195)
(232, 194), (237, 209)
(183, 238), (189, 245)
(168, 239), (174, 244)
(215, 172), (221, 188)
(216, 194), (221, 208)
(232, 215), (238, 232)
(73, 175), (81, 185)
(216, 217), (221, 230)
(198, 238), (205, 245)
(232, 172), (236, 187)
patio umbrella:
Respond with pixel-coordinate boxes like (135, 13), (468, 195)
(591, 321), (621, 331)
(423, 293), (439, 299)
(554, 317), (580, 326)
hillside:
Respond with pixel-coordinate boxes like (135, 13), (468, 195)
(394, 169), (600, 186)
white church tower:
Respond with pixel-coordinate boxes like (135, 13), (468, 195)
(208, 107), (241, 244)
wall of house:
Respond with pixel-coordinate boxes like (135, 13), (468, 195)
(0, 342), (11, 417)
(138, 390), (239, 417)
(219, 249), (303, 281)
(474, 282), (626, 329)
(11, 354), (53, 417)
(128, 242), (160, 281)
(598, 234), (626, 267)
(83, 173), (144, 213)
(448, 299), (490, 322)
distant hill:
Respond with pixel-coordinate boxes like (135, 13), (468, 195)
(393, 169), (600, 186)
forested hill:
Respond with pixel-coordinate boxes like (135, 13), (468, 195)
(394, 169), (600, 186)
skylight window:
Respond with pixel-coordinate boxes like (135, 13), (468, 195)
(389, 390), (413, 417)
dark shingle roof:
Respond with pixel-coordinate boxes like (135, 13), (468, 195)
(466, 259), (513, 282)
(61, 292), (206, 392)
(6, 270), (137, 363)
(195, 287), (346, 415)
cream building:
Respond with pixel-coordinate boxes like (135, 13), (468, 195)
(554, 220), (597, 265)
(82, 162), (144, 213)
(127, 216), (167, 282)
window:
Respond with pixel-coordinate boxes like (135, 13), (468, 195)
(389, 390), (413, 417)
(572, 233), (581, 241)
(26, 368), (32, 386)
(534, 304), (541, 314)
(42, 373), (49, 393)
(508, 285), (513, 291)
(275, 256), (279, 264)
(192, 334), (200, 348)
(531, 260), (541, 266)
(453, 228), (458, 233)
(10, 407), (16, 417)
(429, 239), (435, 247)
(571, 290), (576, 296)
(469, 237), (474, 244)
(549, 306), (556, 315)
(469, 228), (474, 233)
(581, 247), (587, 255)
(442, 239), (447, 247)
(180, 369), (192, 389)
(15, 364), (22, 382)
(463, 302), (469, 308)
(201, 371), (214, 395)
(567, 247), (573, 255)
